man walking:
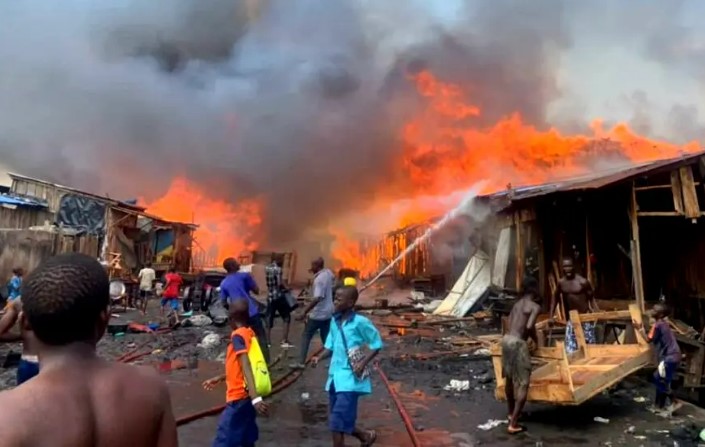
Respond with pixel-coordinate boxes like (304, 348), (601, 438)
(161, 268), (183, 321)
(312, 286), (381, 447)
(502, 277), (541, 434)
(265, 255), (292, 349)
(549, 257), (599, 353)
(220, 257), (270, 364)
(138, 263), (156, 310)
(291, 257), (334, 370)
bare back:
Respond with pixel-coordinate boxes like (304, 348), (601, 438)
(558, 275), (592, 314)
(507, 297), (541, 340)
(0, 360), (177, 447)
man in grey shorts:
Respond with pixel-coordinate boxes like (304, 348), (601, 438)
(501, 277), (541, 434)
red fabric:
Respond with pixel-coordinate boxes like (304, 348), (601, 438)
(163, 272), (183, 298)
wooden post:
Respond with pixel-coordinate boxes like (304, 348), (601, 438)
(628, 303), (649, 346)
(680, 166), (701, 219)
(585, 215), (593, 286)
(671, 170), (685, 215)
(569, 310), (587, 354)
(515, 214), (524, 290)
(629, 182), (646, 312)
(556, 341), (575, 392)
(538, 233), (547, 302)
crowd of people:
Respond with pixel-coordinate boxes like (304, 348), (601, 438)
(0, 253), (382, 446)
(0, 251), (686, 444)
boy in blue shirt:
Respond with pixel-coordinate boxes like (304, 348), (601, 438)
(312, 286), (382, 447)
(6, 268), (23, 303)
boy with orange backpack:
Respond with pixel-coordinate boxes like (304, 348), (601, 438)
(203, 298), (271, 447)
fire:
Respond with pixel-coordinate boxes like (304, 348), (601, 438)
(328, 226), (378, 277)
(142, 178), (263, 266)
(330, 70), (700, 273)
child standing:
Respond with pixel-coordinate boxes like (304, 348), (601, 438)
(203, 298), (269, 447)
(312, 286), (382, 447)
(636, 303), (682, 414)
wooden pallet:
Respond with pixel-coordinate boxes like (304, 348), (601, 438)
(490, 304), (651, 405)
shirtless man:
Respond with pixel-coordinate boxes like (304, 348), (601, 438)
(0, 253), (177, 447)
(502, 277), (541, 434)
(549, 257), (599, 353)
(0, 295), (39, 384)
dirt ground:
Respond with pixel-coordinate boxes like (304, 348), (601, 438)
(0, 297), (704, 446)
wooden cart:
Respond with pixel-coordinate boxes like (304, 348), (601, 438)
(490, 304), (652, 405)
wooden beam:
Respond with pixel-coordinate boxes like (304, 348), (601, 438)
(533, 346), (564, 360)
(538, 231), (547, 301)
(495, 382), (575, 404)
(572, 348), (652, 404)
(671, 171), (685, 215)
(635, 184), (672, 191)
(585, 345), (646, 357)
(568, 364), (615, 371)
(680, 166), (701, 219)
(585, 216), (592, 286)
(557, 341), (575, 392)
(515, 217), (524, 291)
(578, 310), (632, 322)
(569, 310), (588, 354)
(531, 361), (560, 381)
(629, 303), (649, 347)
(637, 211), (682, 217)
(629, 182), (646, 312)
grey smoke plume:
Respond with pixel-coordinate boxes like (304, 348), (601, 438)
(3, 0), (670, 247)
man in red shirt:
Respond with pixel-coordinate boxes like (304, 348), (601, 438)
(161, 268), (183, 318)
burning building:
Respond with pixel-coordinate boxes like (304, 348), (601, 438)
(5, 173), (197, 277)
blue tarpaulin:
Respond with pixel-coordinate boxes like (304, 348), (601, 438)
(0, 194), (47, 208)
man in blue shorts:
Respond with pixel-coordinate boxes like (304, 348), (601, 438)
(312, 286), (382, 447)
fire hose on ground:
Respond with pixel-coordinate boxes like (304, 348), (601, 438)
(176, 352), (425, 447)
(176, 347), (325, 427)
(375, 364), (423, 447)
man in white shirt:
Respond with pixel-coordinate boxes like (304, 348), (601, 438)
(138, 263), (157, 302)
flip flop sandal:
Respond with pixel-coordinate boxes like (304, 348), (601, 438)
(507, 425), (527, 435)
(362, 430), (378, 446)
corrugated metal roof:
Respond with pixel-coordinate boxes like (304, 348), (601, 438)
(480, 150), (705, 205)
(0, 194), (47, 208)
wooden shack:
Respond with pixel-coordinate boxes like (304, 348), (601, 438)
(0, 192), (52, 229)
(476, 151), (705, 326)
(360, 214), (483, 293)
(7, 173), (196, 276)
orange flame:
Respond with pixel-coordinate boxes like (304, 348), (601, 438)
(330, 70), (700, 273)
(143, 178), (263, 267)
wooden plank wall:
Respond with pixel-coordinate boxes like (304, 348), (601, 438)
(0, 206), (53, 229)
(10, 179), (65, 212)
(0, 230), (99, 281)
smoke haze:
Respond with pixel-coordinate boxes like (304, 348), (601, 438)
(1, 0), (704, 248)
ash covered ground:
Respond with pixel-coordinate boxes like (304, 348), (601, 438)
(0, 299), (703, 446)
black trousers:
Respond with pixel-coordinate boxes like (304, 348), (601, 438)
(248, 315), (270, 364)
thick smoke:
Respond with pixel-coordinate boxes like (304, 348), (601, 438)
(2, 1), (696, 249)
(0, 0), (569, 245)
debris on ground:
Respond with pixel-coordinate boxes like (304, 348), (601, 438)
(477, 419), (507, 430)
(197, 333), (221, 349)
(444, 380), (470, 392)
(186, 315), (213, 327)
